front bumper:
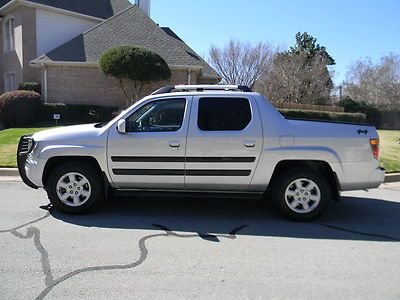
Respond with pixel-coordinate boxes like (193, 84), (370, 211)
(17, 136), (38, 189)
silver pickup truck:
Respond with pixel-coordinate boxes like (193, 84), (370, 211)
(18, 85), (385, 220)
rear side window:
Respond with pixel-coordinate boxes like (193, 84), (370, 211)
(198, 97), (252, 131)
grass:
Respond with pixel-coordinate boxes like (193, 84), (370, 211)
(0, 127), (55, 167)
(0, 127), (399, 173)
(378, 130), (400, 173)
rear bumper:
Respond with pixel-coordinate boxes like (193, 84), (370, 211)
(367, 166), (385, 189)
(17, 136), (38, 189)
(334, 161), (386, 191)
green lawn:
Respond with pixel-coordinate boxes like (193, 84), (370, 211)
(1, 127), (399, 173)
(0, 127), (55, 167)
(378, 130), (400, 173)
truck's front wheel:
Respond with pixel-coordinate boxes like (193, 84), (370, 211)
(46, 162), (103, 214)
(273, 168), (330, 221)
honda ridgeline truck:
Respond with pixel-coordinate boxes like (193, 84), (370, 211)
(17, 85), (385, 220)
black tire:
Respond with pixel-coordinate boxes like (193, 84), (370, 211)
(272, 168), (331, 221)
(46, 162), (104, 214)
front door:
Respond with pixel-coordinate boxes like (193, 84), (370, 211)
(107, 97), (191, 189)
(185, 96), (263, 191)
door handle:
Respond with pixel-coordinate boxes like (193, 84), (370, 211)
(169, 141), (181, 148)
(244, 141), (256, 148)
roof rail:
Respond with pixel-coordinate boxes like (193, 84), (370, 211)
(151, 85), (252, 95)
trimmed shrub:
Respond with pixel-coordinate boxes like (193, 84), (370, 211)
(39, 104), (119, 124)
(337, 97), (381, 127)
(0, 91), (42, 127)
(18, 82), (42, 94)
(278, 109), (367, 124)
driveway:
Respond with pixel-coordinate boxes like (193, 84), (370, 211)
(1, 179), (399, 299)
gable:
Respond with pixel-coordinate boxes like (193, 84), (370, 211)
(0, 0), (131, 19)
(32, 5), (220, 80)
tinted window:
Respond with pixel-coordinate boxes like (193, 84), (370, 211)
(126, 99), (186, 132)
(198, 98), (251, 131)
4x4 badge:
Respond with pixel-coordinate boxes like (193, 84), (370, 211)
(357, 129), (368, 135)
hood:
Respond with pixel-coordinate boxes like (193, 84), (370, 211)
(32, 124), (104, 142)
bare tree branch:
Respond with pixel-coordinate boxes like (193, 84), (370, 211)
(209, 39), (279, 89)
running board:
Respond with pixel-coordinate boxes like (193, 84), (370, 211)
(113, 189), (264, 200)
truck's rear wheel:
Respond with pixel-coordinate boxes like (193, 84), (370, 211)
(273, 168), (330, 221)
(46, 162), (103, 214)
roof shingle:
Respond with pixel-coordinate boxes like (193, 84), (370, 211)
(0, 0), (131, 19)
(35, 5), (220, 79)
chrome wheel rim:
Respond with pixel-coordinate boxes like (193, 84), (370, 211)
(56, 172), (91, 207)
(284, 178), (321, 214)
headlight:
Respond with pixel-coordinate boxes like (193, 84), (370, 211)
(19, 136), (36, 154)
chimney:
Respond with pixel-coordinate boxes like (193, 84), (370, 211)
(135, 0), (151, 17)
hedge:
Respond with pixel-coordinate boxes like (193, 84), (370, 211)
(18, 82), (41, 94)
(278, 109), (367, 124)
(39, 104), (120, 124)
(0, 91), (42, 127)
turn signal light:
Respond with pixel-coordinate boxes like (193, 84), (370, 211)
(370, 139), (379, 160)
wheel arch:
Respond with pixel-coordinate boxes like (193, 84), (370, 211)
(268, 160), (340, 201)
(42, 156), (110, 192)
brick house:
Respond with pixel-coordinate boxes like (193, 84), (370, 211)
(0, 0), (220, 107)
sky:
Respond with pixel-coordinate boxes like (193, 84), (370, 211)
(133, 0), (400, 85)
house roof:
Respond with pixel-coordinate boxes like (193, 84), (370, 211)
(34, 5), (220, 79)
(0, 0), (131, 19)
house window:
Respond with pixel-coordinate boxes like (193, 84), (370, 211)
(5, 73), (16, 92)
(4, 17), (15, 52)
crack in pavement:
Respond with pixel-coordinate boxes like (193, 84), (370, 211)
(0, 212), (51, 233)
(320, 224), (400, 241)
(0, 206), (248, 300)
(35, 224), (249, 300)
(3, 209), (398, 299)
(11, 228), (54, 285)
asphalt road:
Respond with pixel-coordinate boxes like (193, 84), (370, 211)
(1, 179), (400, 300)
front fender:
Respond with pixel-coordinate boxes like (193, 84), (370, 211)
(38, 145), (104, 160)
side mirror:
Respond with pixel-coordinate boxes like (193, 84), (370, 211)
(117, 119), (126, 134)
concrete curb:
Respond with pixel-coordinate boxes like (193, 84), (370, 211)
(0, 168), (19, 177)
(384, 173), (400, 183)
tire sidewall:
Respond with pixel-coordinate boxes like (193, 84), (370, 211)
(46, 162), (103, 214)
(274, 169), (330, 221)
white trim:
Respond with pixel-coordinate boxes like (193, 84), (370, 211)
(30, 60), (204, 71)
(169, 65), (202, 71)
(187, 68), (191, 84)
(42, 63), (48, 103)
(4, 72), (17, 92)
(3, 15), (15, 53)
(0, 0), (104, 23)
(30, 60), (99, 68)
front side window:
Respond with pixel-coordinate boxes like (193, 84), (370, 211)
(126, 98), (186, 132)
(5, 17), (15, 52)
(198, 97), (252, 131)
(4, 73), (16, 92)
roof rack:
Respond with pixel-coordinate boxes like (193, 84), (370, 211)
(151, 85), (252, 95)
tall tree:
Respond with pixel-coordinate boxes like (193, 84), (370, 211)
(286, 32), (335, 65)
(344, 53), (400, 110)
(209, 39), (279, 89)
(258, 32), (335, 104)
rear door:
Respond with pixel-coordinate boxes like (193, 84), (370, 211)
(107, 97), (191, 189)
(185, 96), (263, 191)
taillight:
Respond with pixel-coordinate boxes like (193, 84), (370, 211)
(370, 139), (379, 160)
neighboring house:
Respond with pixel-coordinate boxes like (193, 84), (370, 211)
(0, 0), (220, 107)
